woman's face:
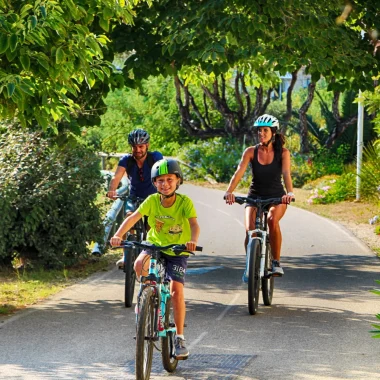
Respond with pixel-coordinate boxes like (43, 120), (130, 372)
(257, 127), (273, 144)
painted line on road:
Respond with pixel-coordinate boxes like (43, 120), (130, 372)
(216, 293), (240, 321)
(196, 200), (212, 208)
(187, 266), (223, 275)
(234, 218), (245, 228)
(216, 208), (230, 216)
(188, 331), (208, 350)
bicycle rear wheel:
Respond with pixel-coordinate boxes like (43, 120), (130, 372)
(161, 296), (178, 372)
(135, 287), (155, 380)
(123, 242), (137, 308)
(248, 239), (261, 315)
(262, 242), (274, 306)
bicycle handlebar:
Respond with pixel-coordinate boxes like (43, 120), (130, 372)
(224, 195), (295, 206)
(114, 240), (203, 255)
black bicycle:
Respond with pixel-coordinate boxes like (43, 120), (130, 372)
(234, 196), (294, 315)
(116, 240), (202, 379)
(115, 195), (147, 308)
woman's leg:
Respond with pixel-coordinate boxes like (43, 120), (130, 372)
(244, 206), (257, 251)
(267, 204), (287, 261)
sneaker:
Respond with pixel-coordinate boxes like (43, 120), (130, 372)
(242, 254), (249, 283)
(116, 257), (124, 269)
(272, 260), (284, 276)
(175, 337), (189, 359)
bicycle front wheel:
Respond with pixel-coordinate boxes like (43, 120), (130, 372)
(262, 242), (274, 306)
(161, 296), (178, 372)
(123, 244), (137, 308)
(135, 287), (155, 380)
(248, 239), (261, 315)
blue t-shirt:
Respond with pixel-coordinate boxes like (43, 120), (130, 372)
(118, 151), (163, 199)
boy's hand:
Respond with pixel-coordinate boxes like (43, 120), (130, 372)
(110, 236), (122, 247)
(186, 241), (197, 252)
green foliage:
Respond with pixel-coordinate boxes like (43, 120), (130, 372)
(87, 76), (195, 155)
(177, 138), (249, 185)
(0, 0), (146, 130)
(292, 144), (351, 187)
(306, 173), (356, 204)
(359, 143), (380, 201)
(0, 127), (104, 267)
(371, 280), (380, 338)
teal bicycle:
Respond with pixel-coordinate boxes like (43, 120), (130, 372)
(118, 240), (202, 379)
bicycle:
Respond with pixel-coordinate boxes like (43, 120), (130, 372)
(232, 196), (294, 315)
(117, 240), (202, 379)
(115, 195), (147, 308)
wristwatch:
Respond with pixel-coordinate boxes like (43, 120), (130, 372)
(287, 192), (294, 196)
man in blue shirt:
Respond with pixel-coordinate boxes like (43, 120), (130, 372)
(107, 129), (163, 200)
(107, 129), (163, 266)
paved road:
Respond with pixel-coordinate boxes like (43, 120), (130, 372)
(1, 184), (380, 379)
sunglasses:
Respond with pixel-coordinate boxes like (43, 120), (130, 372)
(138, 167), (144, 182)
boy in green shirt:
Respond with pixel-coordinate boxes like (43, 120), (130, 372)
(110, 158), (200, 359)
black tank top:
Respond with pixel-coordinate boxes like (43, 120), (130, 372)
(248, 145), (285, 198)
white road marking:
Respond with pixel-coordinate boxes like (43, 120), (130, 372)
(216, 293), (240, 321)
(188, 331), (208, 350)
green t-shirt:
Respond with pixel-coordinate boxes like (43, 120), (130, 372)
(138, 193), (197, 256)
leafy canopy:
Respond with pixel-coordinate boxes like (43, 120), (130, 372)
(0, 0), (147, 130)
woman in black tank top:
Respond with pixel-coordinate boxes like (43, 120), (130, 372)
(224, 114), (295, 276)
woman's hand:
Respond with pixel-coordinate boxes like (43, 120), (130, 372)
(282, 192), (295, 204)
(224, 191), (235, 205)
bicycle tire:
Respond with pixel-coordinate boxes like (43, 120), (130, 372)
(135, 287), (155, 380)
(248, 239), (261, 315)
(123, 243), (137, 308)
(262, 241), (274, 306)
(161, 296), (178, 372)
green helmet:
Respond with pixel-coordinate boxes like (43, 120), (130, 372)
(151, 158), (184, 186)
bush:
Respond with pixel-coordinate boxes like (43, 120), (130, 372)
(0, 128), (104, 268)
(306, 173), (356, 204)
(177, 138), (250, 185)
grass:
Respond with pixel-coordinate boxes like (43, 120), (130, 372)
(0, 251), (120, 316)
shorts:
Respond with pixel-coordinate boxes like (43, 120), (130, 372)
(160, 253), (188, 285)
(140, 245), (189, 284)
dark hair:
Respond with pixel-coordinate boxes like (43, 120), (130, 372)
(273, 132), (285, 161)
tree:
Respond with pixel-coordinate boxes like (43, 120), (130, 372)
(112, 0), (379, 146)
(0, 0), (148, 131)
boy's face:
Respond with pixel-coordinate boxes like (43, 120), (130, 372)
(154, 174), (179, 195)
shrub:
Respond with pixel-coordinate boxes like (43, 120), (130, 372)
(0, 128), (104, 268)
(306, 173), (356, 204)
(177, 138), (251, 185)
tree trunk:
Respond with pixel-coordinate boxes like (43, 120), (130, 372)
(281, 70), (298, 134)
(299, 82), (316, 154)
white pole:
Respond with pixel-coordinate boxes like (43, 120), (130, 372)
(356, 90), (364, 201)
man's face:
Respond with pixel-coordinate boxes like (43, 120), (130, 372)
(131, 143), (149, 159)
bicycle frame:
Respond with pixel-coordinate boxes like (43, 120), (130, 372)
(118, 241), (202, 378)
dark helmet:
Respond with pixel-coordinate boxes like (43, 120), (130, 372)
(253, 114), (279, 133)
(128, 129), (150, 146)
(151, 158), (184, 186)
